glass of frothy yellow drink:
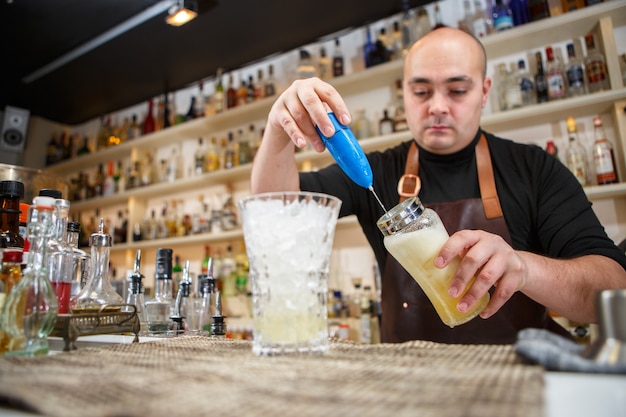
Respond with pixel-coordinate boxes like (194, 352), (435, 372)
(377, 197), (489, 328)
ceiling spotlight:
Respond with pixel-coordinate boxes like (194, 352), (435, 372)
(165, 0), (198, 26)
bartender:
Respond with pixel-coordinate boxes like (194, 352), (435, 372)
(250, 27), (626, 344)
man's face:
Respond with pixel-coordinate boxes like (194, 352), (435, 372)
(403, 30), (491, 154)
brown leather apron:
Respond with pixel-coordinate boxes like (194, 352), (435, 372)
(381, 134), (571, 344)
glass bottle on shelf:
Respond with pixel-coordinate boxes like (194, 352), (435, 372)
(66, 221), (90, 298)
(584, 33), (609, 93)
(497, 62), (523, 111)
(214, 67), (224, 114)
(564, 117), (589, 186)
(353, 108), (372, 140)
(459, 0), (473, 34)
(264, 64), (276, 98)
(70, 218), (124, 313)
(126, 250), (147, 334)
(0, 180), (25, 260)
(318, 46), (332, 80)
(545, 46), (567, 101)
(509, 0), (529, 26)
(195, 137), (206, 176)
(528, 0), (550, 22)
(517, 59), (536, 106)
(400, 0), (416, 54)
(297, 49), (316, 79)
(379, 110), (394, 135)
(1, 196), (59, 356)
(591, 115), (619, 185)
(414, 7), (432, 40)
(142, 99), (156, 135)
(565, 43), (587, 97)
(534, 51), (549, 103)
(492, 0), (514, 32)
(471, 0), (493, 39)
(145, 248), (174, 333)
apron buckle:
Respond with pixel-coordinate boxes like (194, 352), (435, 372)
(397, 174), (421, 198)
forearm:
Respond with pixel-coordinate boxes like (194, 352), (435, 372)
(250, 122), (301, 193)
(519, 252), (626, 323)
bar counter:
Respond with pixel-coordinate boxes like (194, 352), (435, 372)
(0, 336), (623, 417)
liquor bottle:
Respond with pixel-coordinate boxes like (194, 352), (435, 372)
(1, 196), (58, 356)
(545, 46), (567, 100)
(379, 110), (394, 135)
(255, 68), (264, 100)
(126, 250), (147, 334)
(47, 196), (73, 315)
(163, 93), (172, 128)
(459, 0), (473, 34)
(220, 245), (237, 297)
(155, 97), (165, 131)
(353, 109), (372, 139)
(400, 0), (416, 54)
(77, 136), (90, 156)
(114, 160), (125, 193)
(497, 63), (523, 111)
(363, 27), (376, 68)
(565, 43), (586, 97)
(102, 161), (115, 197)
(66, 221), (90, 298)
(415, 7), (432, 39)
(185, 96), (197, 121)
(492, 0), (514, 32)
(130, 114), (141, 139)
(545, 140), (558, 160)
(472, 0), (494, 38)
(214, 68), (224, 113)
(564, 117), (589, 186)
(246, 75), (256, 103)
(236, 76), (248, 106)
(297, 49), (316, 79)
(517, 59), (536, 106)
(227, 73), (237, 108)
(432, 3), (446, 29)
(392, 79), (408, 132)
(223, 132), (236, 169)
(318, 46), (332, 80)
(509, 0), (529, 26)
(534, 51), (549, 103)
(390, 21), (403, 60)
(234, 242), (249, 295)
(591, 116), (619, 185)
(0, 250), (22, 353)
(528, 0), (550, 21)
(195, 137), (206, 176)
(0, 180), (25, 260)
(142, 99), (156, 135)
(201, 245), (212, 275)
(70, 218), (124, 313)
(205, 136), (220, 172)
(194, 81), (205, 118)
(144, 248), (174, 333)
(584, 33), (609, 93)
(264, 64), (276, 98)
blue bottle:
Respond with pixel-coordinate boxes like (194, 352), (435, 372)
(508, 0), (529, 27)
(492, 0), (514, 32)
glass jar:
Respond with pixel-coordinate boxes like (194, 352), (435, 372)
(376, 197), (489, 328)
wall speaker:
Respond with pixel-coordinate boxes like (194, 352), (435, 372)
(0, 106), (30, 153)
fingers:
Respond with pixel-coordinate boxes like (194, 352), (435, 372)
(269, 78), (351, 152)
(437, 230), (525, 318)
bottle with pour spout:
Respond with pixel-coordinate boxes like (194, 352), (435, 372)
(70, 219), (124, 313)
(376, 197), (489, 327)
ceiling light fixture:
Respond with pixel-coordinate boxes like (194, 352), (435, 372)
(165, 0), (198, 26)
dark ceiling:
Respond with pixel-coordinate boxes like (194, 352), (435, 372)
(1, 0), (429, 126)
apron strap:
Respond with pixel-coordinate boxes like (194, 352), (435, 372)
(399, 133), (503, 219)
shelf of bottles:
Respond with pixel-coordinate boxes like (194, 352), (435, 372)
(43, 1), (626, 253)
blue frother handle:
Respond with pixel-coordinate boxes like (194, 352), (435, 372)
(315, 112), (373, 189)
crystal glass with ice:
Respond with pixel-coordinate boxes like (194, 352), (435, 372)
(238, 192), (342, 356)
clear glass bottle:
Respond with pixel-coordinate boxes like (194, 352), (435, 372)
(497, 62), (523, 111)
(517, 59), (536, 106)
(194, 137), (206, 176)
(318, 46), (332, 80)
(414, 7), (432, 40)
(297, 49), (316, 79)
(566, 43), (587, 97)
(591, 116), (619, 185)
(584, 33), (610, 93)
(66, 221), (90, 298)
(70, 218), (124, 313)
(400, 0), (416, 54)
(126, 250), (147, 334)
(213, 67), (224, 114)
(376, 197), (489, 327)
(145, 248), (174, 333)
(564, 117), (589, 186)
(545, 46), (567, 101)
(472, 0), (493, 39)
(1, 196), (59, 356)
(353, 108), (372, 140)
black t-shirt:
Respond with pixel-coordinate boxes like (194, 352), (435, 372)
(300, 129), (626, 275)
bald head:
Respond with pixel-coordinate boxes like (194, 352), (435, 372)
(406, 27), (488, 80)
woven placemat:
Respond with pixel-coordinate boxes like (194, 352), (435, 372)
(0, 337), (544, 417)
